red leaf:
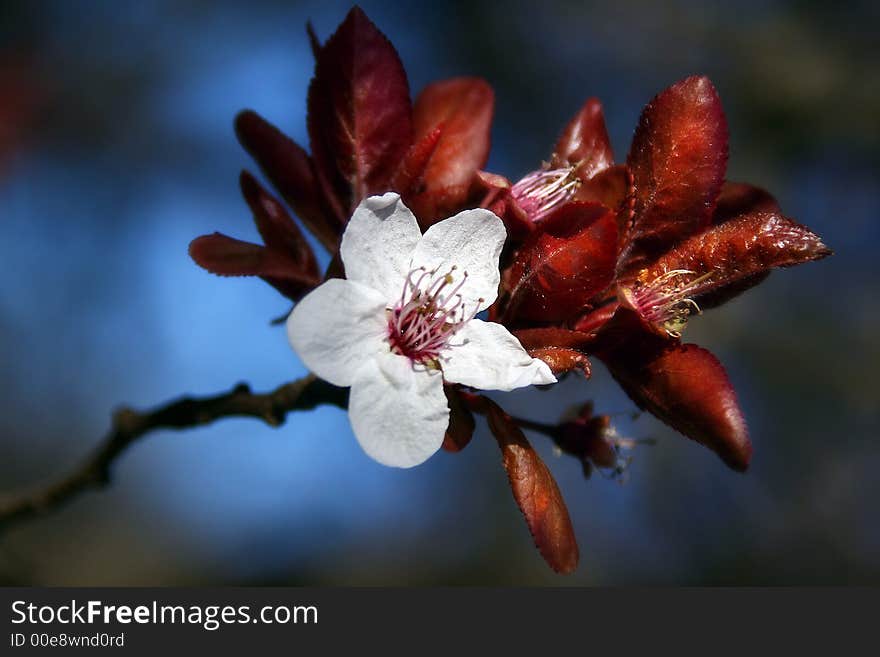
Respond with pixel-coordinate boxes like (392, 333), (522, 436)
(442, 386), (475, 452)
(599, 327), (751, 471)
(306, 21), (322, 60)
(642, 209), (831, 308)
(191, 178), (322, 303)
(514, 327), (597, 351)
(504, 203), (617, 322)
(572, 302), (620, 336)
(713, 181), (780, 224)
(514, 328), (594, 374)
(307, 7), (412, 212)
(573, 164), (629, 214)
(408, 77), (494, 222)
(239, 171), (319, 278)
(234, 110), (341, 251)
(189, 233), (319, 302)
(551, 98), (614, 179)
(392, 124), (443, 197)
(189, 233), (265, 276)
(485, 399), (579, 574)
(622, 76), (729, 270)
(525, 348), (591, 377)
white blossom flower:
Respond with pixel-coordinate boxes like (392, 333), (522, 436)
(287, 192), (556, 468)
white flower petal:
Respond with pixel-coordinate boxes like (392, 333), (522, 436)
(287, 278), (388, 387)
(441, 319), (557, 391)
(411, 208), (506, 313)
(348, 350), (449, 468)
(340, 193), (422, 300)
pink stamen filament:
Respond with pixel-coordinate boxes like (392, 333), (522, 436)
(510, 166), (580, 221)
(387, 266), (481, 365)
(622, 269), (714, 338)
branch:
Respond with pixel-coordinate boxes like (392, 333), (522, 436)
(0, 374), (346, 534)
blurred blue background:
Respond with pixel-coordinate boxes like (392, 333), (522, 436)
(0, 0), (877, 584)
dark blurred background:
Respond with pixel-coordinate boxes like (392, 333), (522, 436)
(0, 0), (876, 585)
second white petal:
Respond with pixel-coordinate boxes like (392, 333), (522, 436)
(286, 279), (388, 387)
(441, 319), (557, 392)
(340, 193), (423, 301)
(411, 208), (506, 313)
(348, 350), (449, 468)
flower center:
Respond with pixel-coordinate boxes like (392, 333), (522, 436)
(386, 266), (480, 367)
(618, 269), (713, 338)
(510, 166), (581, 222)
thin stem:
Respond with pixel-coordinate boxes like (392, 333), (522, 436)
(0, 374), (347, 534)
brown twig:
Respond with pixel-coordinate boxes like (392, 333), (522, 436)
(0, 374), (347, 534)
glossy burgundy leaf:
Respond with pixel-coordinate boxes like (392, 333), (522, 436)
(234, 110), (341, 251)
(504, 202), (617, 322)
(306, 21), (322, 60)
(189, 233), (265, 276)
(239, 171), (318, 278)
(442, 386), (475, 453)
(642, 209), (831, 307)
(485, 399), (579, 574)
(573, 164), (629, 214)
(189, 233), (319, 302)
(391, 124), (443, 198)
(599, 328), (751, 471)
(190, 175), (321, 301)
(573, 302), (620, 336)
(408, 77), (494, 222)
(526, 348), (591, 377)
(551, 98), (614, 179)
(713, 181), (780, 224)
(514, 327), (597, 351)
(622, 76), (729, 269)
(307, 7), (412, 212)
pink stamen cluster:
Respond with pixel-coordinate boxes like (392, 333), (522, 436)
(619, 269), (713, 338)
(510, 166), (581, 222)
(387, 265), (480, 366)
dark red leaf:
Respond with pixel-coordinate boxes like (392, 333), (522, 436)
(622, 76), (729, 270)
(572, 302), (620, 337)
(573, 164), (629, 214)
(307, 7), (412, 212)
(599, 326), (751, 471)
(504, 203), (617, 322)
(485, 399), (579, 574)
(642, 209), (831, 308)
(514, 327), (597, 351)
(442, 386), (475, 452)
(189, 233), (265, 276)
(551, 98), (614, 179)
(713, 181), (780, 224)
(408, 77), (494, 222)
(525, 348), (591, 377)
(239, 171), (319, 279)
(234, 110), (341, 251)
(239, 171), (321, 298)
(189, 233), (319, 301)
(306, 21), (322, 60)
(392, 124), (443, 197)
